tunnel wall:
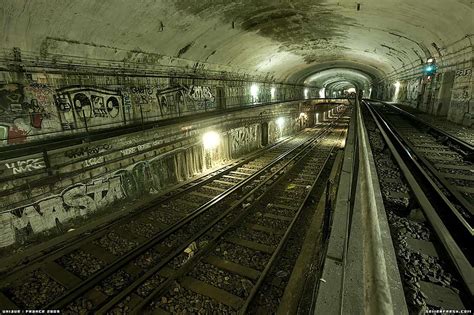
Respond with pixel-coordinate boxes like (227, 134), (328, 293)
(375, 38), (473, 127)
(0, 71), (319, 146)
(0, 99), (340, 248)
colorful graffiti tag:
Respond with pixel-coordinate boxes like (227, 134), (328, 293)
(0, 83), (61, 144)
(0, 82), (217, 144)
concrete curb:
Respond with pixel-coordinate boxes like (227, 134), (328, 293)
(314, 101), (408, 314)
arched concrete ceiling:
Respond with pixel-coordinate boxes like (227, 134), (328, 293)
(1, 0), (472, 84)
(304, 68), (372, 90)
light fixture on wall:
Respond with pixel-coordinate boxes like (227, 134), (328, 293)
(250, 84), (259, 101)
(393, 81), (401, 102)
(304, 88), (309, 99)
(202, 131), (220, 150)
(276, 117), (285, 128)
(271, 87), (276, 100)
(319, 88), (325, 98)
(299, 112), (307, 119)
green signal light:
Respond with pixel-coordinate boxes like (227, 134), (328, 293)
(423, 64), (437, 75)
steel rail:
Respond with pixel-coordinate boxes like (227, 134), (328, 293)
(367, 101), (473, 217)
(364, 101), (474, 297)
(382, 101), (473, 153)
(0, 135), (291, 281)
(43, 115), (345, 310)
(366, 101), (474, 228)
(238, 120), (348, 314)
(113, 114), (348, 314)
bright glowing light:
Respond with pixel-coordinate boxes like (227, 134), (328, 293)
(271, 87), (276, 100)
(299, 112), (307, 119)
(425, 65), (433, 72)
(304, 88), (309, 99)
(319, 88), (325, 98)
(427, 57), (434, 63)
(276, 117), (285, 128)
(315, 113), (319, 123)
(202, 131), (220, 150)
(347, 87), (356, 94)
(393, 81), (401, 102)
(250, 84), (259, 100)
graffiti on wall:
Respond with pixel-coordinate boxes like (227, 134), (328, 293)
(452, 68), (472, 106)
(452, 85), (471, 108)
(0, 80), (311, 146)
(230, 124), (259, 157)
(0, 154), (47, 178)
(455, 68), (472, 77)
(156, 85), (215, 116)
(0, 175), (124, 247)
(0, 144), (204, 248)
(120, 84), (216, 119)
(120, 84), (216, 118)
(449, 84), (471, 124)
(0, 80), (302, 146)
(406, 78), (421, 102)
(0, 83), (61, 144)
(447, 67), (472, 124)
(64, 143), (113, 159)
(4, 158), (45, 175)
(54, 86), (123, 130)
(226, 86), (244, 107)
(0, 83), (216, 144)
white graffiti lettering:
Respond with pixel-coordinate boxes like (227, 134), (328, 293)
(120, 147), (138, 156)
(5, 158), (45, 174)
(0, 175), (124, 248)
(84, 156), (105, 167)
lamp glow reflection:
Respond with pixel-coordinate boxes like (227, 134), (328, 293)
(276, 117), (285, 128)
(202, 131), (220, 150)
(393, 81), (401, 102)
(319, 88), (325, 98)
(250, 84), (259, 100)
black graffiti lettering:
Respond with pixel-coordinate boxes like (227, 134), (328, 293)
(106, 97), (120, 118)
(73, 93), (92, 117)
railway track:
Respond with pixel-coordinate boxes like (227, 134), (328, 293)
(366, 101), (473, 245)
(0, 108), (349, 313)
(386, 103), (474, 146)
(103, 112), (350, 314)
(363, 100), (473, 306)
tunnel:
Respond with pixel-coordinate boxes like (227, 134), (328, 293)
(0, 1), (473, 314)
